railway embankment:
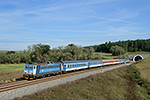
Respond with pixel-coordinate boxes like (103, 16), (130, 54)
(13, 58), (150, 100)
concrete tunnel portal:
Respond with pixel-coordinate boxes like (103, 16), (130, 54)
(132, 54), (144, 62)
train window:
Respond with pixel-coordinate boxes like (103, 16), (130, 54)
(55, 65), (59, 68)
(49, 66), (52, 68)
(25, 66), (28, 68)
(48, 66), (51, 68)
(34, 66), (35, 69)
(52, 66), (55, 68)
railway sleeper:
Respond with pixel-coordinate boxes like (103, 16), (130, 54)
(25, 71), (62, 80)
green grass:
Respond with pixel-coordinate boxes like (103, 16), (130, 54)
(127, 51), (150, 55)
(93, 52), (117, 59)
(0, 51), (7, 53)
(0, 64), (24, 72)
(0, 50), (23, 54)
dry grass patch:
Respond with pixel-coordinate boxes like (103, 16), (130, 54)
(0, 69), (24, 83)
(0, 63), (24, 83)
(136, 58), (150, 82)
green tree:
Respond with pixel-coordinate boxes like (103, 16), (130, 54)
(28, 43), (51, 61)
(110, 45), (125, 56)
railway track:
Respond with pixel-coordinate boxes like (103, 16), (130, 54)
(0, 63), (131, 93)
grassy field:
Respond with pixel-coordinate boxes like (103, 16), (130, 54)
(0, 64), (24, 82)
(127, 51), (150, 55)
(94, 51), (150, 59)
(0, 51), (7, 53)
(0, 64), (24, 72)
(136, 58), (150, 81)
(93, 52), (117, 59)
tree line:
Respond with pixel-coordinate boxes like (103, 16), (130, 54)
(0, 44), (94, 64)
(85, 38), (150, 53)
(1, 38), (150, 64)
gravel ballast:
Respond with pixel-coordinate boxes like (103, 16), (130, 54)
(0, 63), (131, 100)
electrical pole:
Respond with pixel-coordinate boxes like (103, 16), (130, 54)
(75, 52), (77, 60)
(100, 51), (102, 60)
(100, 51), (103, 73)
(124, 53), (126, 65)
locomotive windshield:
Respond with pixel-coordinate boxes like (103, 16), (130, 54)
(25, 66), (33, 69)
(30, 66), (33, 69)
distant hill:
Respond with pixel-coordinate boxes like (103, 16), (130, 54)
(85, 38), (150, 53)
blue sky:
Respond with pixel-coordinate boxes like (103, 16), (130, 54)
(0, 0), (150, 50)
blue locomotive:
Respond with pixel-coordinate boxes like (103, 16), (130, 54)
(23, 59), (130, 79)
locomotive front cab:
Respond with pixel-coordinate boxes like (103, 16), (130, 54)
(23, 64), (37, 79)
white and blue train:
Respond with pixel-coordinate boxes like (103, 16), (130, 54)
(23, 59), (130, 79)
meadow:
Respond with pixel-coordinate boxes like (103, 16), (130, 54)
(0, 64), (24, 72)
(0, 64), (24, 83)
(127, 51), (150, 55)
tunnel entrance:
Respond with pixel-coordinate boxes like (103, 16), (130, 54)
(134, 56), (142, 61)
(133, 54), (144, 62)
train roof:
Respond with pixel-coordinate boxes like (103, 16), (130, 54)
(60, 59), (124, 64)
(87, 60), (102, 62)
(60, 60), (88, 64)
